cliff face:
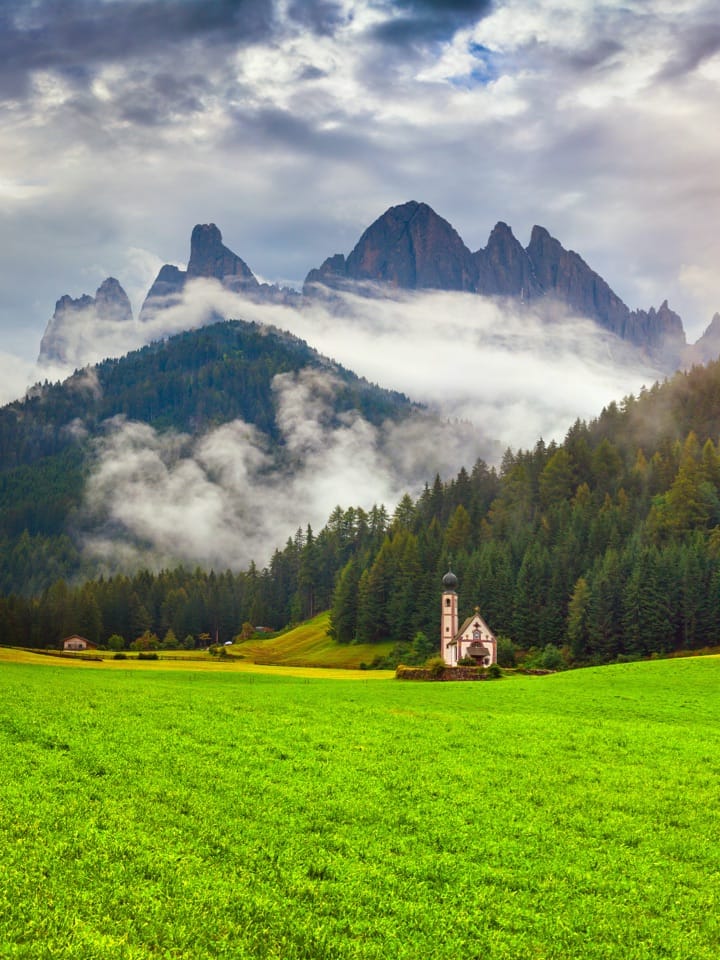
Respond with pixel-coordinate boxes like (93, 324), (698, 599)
(186, 223), (258, 290)
(140, 223), (259, 321)
(138, 223), (299, 323)
(305, 201), (477, 291)
(39, 277), (133, 364)
(524, 225), (632, 337)
(40, 204), (717, 372)
(473, 221), (541, 298)
(683, 313), (720, 367)
(304, 202), (689, 367)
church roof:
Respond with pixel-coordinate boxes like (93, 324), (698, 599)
(455, 608), (495, 641)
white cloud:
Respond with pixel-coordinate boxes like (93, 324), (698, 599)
(82, 368), (493, 572)
(4, 0), (720, 361)
(75, 278), (661, 572)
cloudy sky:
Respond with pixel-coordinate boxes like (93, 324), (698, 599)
(3, 0), (720, 365)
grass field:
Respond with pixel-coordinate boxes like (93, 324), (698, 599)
(1, 656), (720, 958)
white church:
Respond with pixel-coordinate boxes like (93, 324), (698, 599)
(440, 570), (497, 667)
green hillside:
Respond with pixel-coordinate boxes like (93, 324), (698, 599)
(6, 341), (720, 667)
(0, 318), (416, 594)
(2, 655), (720, 958)
(233, 611), (394, 668)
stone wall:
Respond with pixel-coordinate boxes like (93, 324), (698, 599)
(395, 665), (492, 681)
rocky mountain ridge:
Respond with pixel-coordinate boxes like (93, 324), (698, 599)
(304, 201), (689, 367)
(139, 222), (298, 323)
(38, 202), (716, 370)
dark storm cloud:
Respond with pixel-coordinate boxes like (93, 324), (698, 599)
(115, 70), (211, 126)
(286, 0), (349, 36)
(656, 21), (720, 81)
(371, 0), (494, 45)
(223, 104), (376, 161)
(0, 0), (275, 98)
(566, 38), (624, 72)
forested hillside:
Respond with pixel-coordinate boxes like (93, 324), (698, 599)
(0, 319), (415, 594)
(4, 359), (720, 662)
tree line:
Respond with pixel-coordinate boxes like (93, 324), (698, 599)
(4, 358), (720, 661)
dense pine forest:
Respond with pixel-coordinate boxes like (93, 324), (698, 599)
(4, 352), (720, 663)
(0, 319), (415, 595)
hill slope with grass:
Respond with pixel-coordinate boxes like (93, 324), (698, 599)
(233, 612), (395, 669)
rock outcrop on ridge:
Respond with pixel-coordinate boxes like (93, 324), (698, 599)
(37, 203), (720, 371)
(139, 223), (260, 321)
(303, 200), (689, 367)
(39, 277), (133, 364)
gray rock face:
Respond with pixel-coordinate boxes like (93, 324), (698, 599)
(39, 277), (133, 364)
(525, 225), (632, 337)
(303, 202), (690, 367)
(187, 223), (258, 290)
(304, 201), (476, 292)
(683, 313), (720, 366)
(138, 264), (187, 322)
(473, 221), (542, 298)
(140, 223), (261, 321)
(625, 301), (686, 367)
(94, 277), (133, 323)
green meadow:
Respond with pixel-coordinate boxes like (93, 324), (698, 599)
(2, 657), (720, 959)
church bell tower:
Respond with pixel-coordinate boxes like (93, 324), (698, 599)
(440, 570), (459, 665)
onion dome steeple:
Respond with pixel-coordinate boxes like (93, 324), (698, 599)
(442, 570), (458, 591)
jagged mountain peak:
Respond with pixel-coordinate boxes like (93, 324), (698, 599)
(187, 222), (257, 287)
(302, 201), (697, 367)
(39, 276), (133, 365)
(487, 221), (515, 238)
(683, 312), (720, 367)
(38, 202), (720, 374)
(139, 223), (261, 323)
(304, 200), (476, 293)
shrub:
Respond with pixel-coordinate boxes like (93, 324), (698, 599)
(538, 643), (565, 671)
(377, 642), (412, 670)
(426, 656), (447, 679)
(496, 635), (517, 667)
(487, 662), (502, 679)
(131, 630), (160, 652)
(113, 652), (128, 660)
(409, 631), (435, 664)
(138, 651), (159, 661)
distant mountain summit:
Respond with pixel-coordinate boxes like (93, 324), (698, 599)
(37, 202), (719, 370)
(39, 277), (133, 364)
(306, 200), (476, 291)
(140, 222), (296, 322)
(303, 200), (689, 367)
(140, 222), (260, 321)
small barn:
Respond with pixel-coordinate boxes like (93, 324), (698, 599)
(62, 635), (97, 652)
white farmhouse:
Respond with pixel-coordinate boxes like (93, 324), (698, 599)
(440, 570), (496, 666)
